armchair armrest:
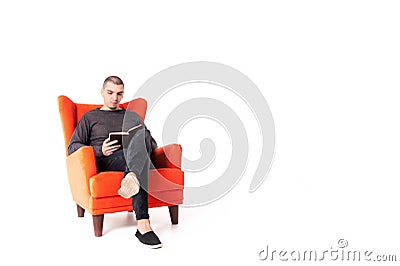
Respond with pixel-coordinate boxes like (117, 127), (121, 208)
(66, 146), (98, 207)
(151, 144), (182, 169)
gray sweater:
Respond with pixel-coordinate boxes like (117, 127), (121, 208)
(68, 108), (157, 157)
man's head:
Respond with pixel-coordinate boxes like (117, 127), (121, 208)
(101, 76), (124, 110)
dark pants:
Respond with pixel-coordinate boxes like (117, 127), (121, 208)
(96, 129), (150, 220)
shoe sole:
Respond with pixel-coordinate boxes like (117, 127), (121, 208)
(146, 243), (163, 249)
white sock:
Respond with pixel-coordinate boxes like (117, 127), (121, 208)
(118, 172), (140, 198)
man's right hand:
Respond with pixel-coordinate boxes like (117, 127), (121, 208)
(102, 138), (121, 156)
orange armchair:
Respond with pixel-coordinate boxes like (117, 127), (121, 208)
(58, 95), (184, 236)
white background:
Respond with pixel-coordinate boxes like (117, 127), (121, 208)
(1, 1), (399, 265)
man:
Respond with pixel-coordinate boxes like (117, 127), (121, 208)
(68, 76), (162, 248)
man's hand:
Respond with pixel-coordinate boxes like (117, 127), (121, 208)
(102, 138), (121, 156)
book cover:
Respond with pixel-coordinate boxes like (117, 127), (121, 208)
(108, 124), (143, 146)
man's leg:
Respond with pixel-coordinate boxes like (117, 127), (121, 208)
(119, 128), (149, 200)
(96, 149), (126, 172)
(122, 129), (162, 248)
(131, 159), (150, 220)
(123, 129), (150, 220)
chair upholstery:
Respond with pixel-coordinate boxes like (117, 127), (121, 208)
(57, 95), (184, 236)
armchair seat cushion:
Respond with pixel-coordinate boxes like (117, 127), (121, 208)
(90, 172), (124, 198)
(90, 168), (184, 199)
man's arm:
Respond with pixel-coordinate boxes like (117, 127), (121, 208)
(68, 115), (91, 155)
(68, 112), (121, 157)
(145, 126), (158, 151)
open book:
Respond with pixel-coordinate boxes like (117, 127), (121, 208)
(108, 124), (143, 146)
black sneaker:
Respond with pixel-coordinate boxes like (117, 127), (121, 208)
(135, 230), (163, 249)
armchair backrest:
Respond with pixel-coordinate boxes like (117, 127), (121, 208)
(57, 95), (147, 156)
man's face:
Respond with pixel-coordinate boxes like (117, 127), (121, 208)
(101, 82), (124, 110)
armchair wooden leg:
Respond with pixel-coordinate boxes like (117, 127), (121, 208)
(77, 204), (85, 217)
(92, 214), (104, 237)
(168, 205), (179, 225)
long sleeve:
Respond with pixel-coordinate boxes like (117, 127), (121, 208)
(145, 126), (158, 151)
(68, 114), (92, 155)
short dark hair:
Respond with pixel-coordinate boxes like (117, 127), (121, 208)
(103, 76), (124, 89)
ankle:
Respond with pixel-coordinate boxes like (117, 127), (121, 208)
(137, 219), (152, 233)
